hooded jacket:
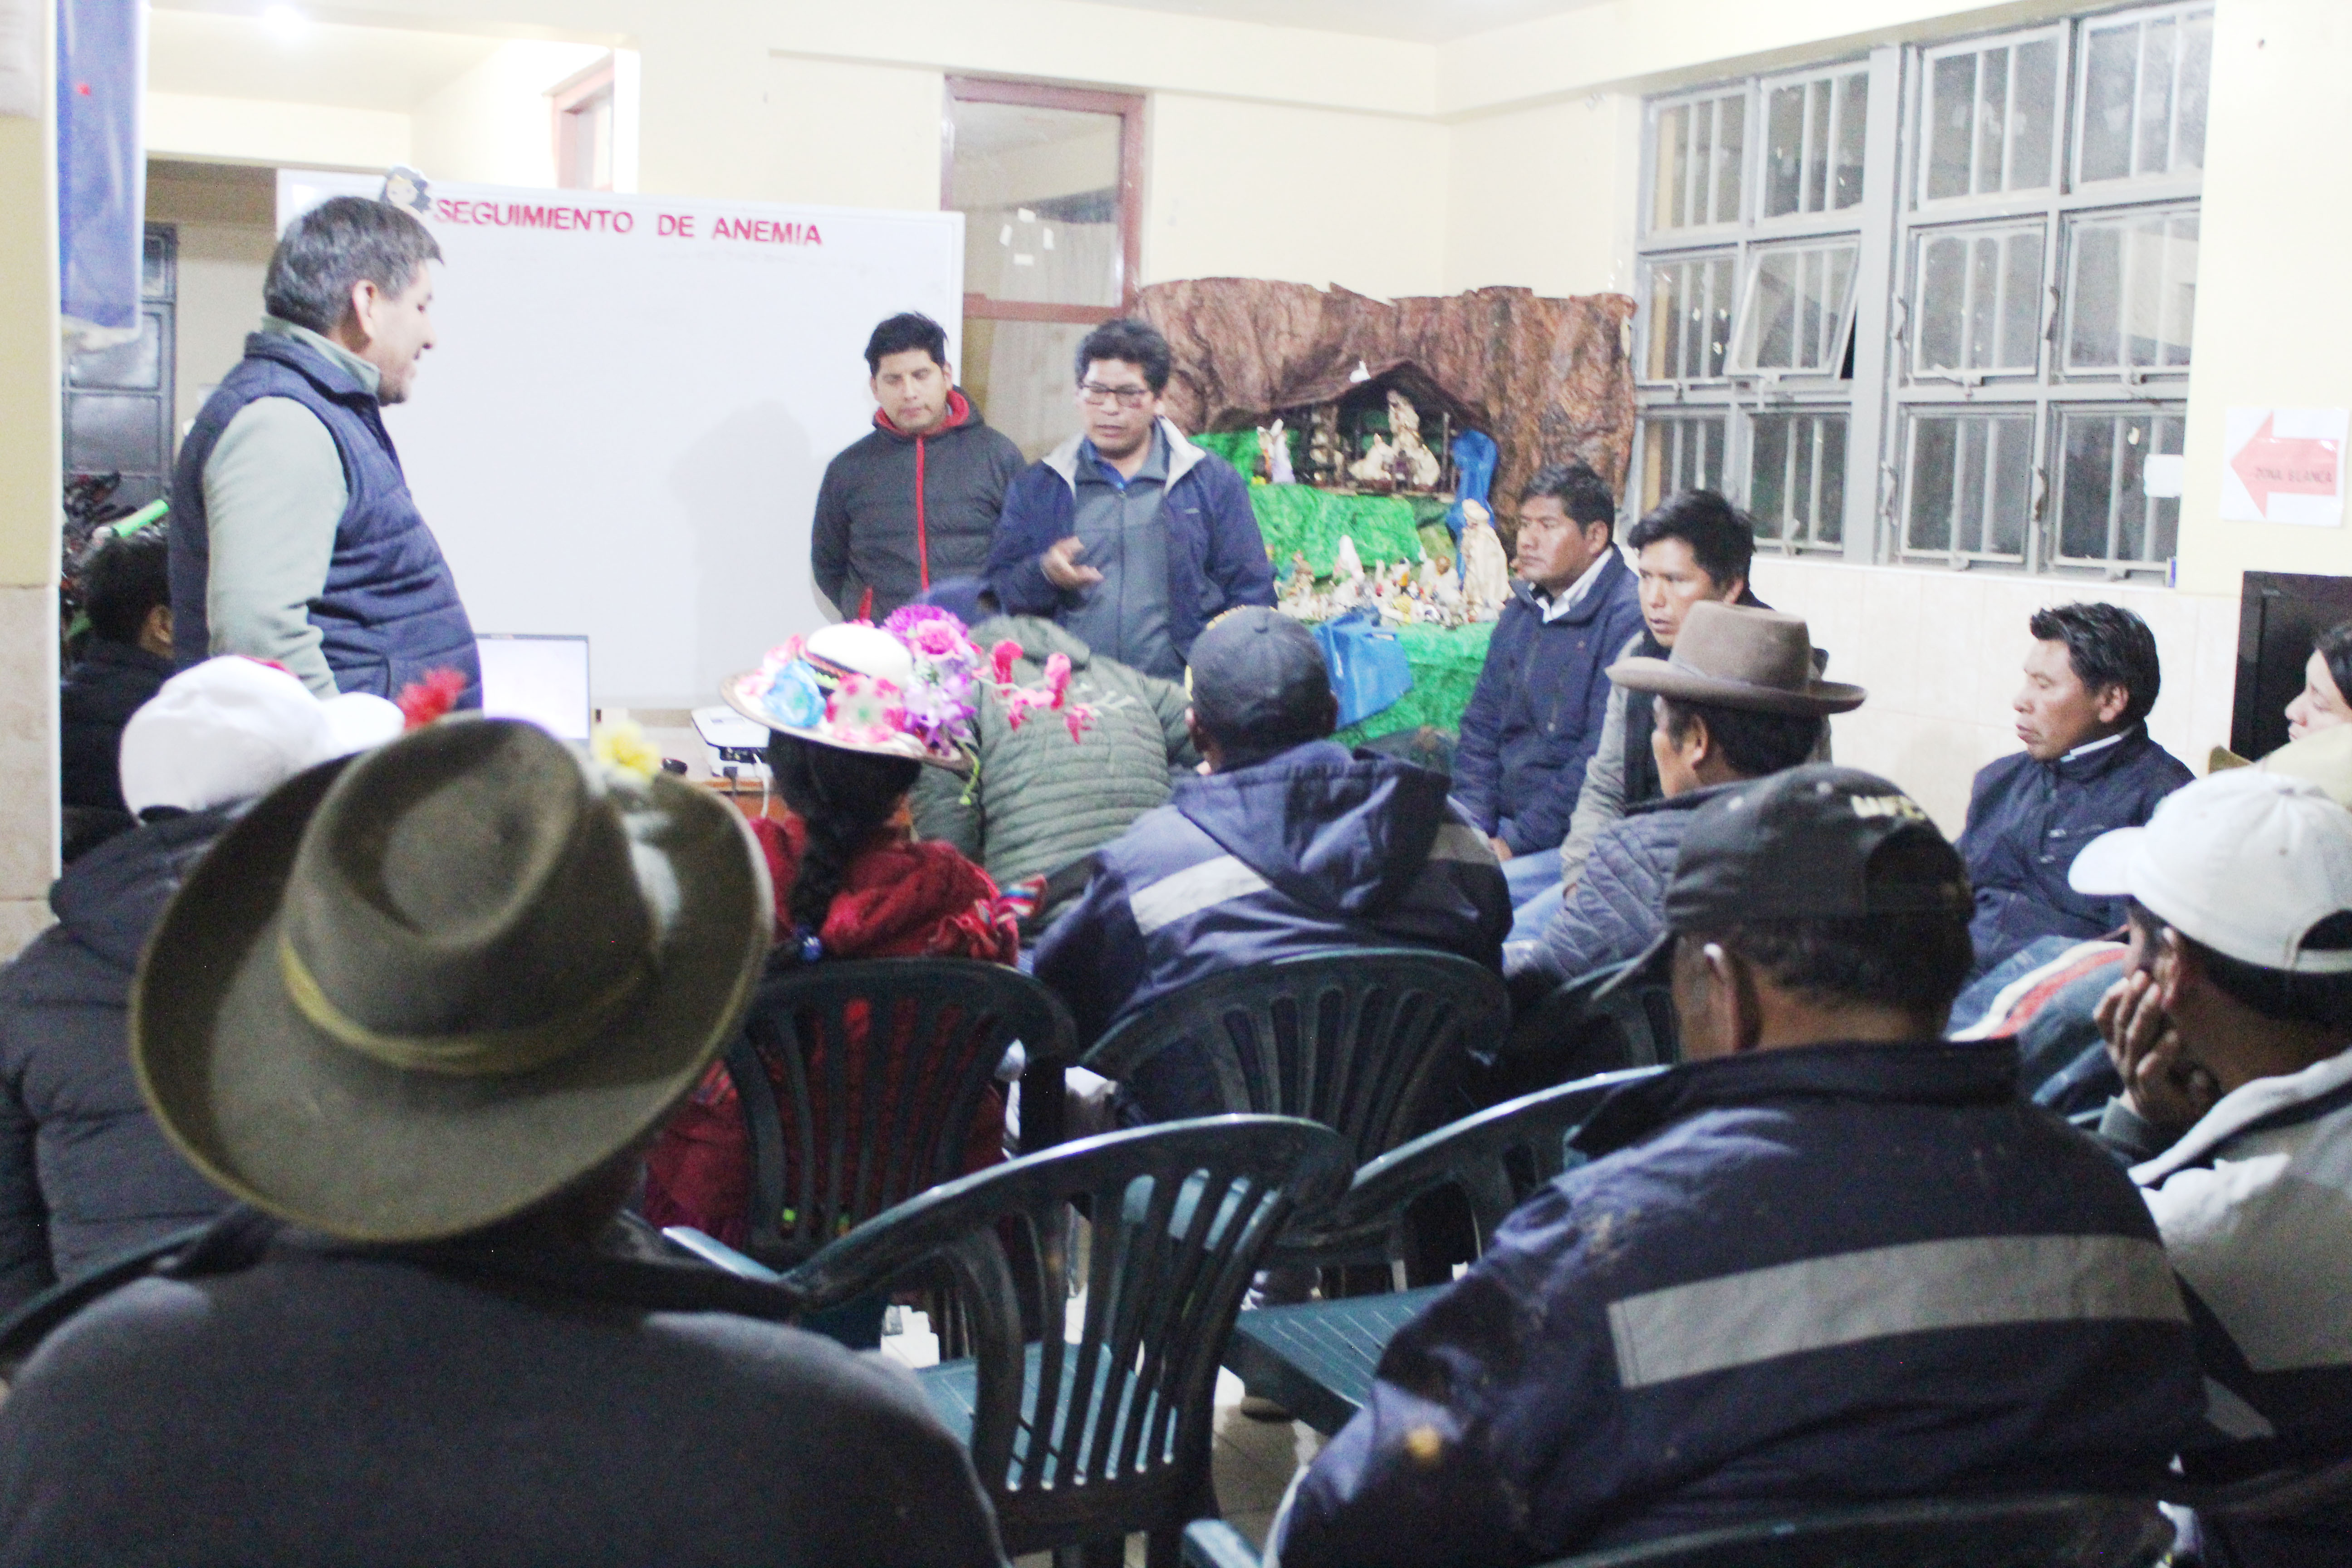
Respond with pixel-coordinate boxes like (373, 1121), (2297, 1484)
(1451, 551), (1643, 855)
(1958, 725), (2193, 977)
(1275, 1040), (2203, 1568)
(908, 616), (1195, 915)
(810, 389), (1025, 622)
(58, 639), (173, 814)
(0, 809), (240, 1311)
(1031, 740), (1510, 1122)
(985, 416), (1275, 667)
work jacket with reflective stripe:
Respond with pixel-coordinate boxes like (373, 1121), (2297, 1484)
(1274, 1039), (2204, 1568)
(1032, 740), (1510, 1122)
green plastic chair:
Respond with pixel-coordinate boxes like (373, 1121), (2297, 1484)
(786, 1115), (1351, 1568)
(1181, 1492), (2175, 1568)
(1225, 1068), (1663, 1435)
(1489, 953), (1679, 1103)
(1080, 949), (1510, 1168)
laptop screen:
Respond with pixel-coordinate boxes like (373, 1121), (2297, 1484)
(476, 634), (592, 742)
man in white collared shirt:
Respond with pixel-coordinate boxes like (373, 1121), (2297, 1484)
(1450, 462), (1644, 941)
(2073, 769), (2352, 1568)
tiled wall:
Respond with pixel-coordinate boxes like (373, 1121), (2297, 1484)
(1746, 558), (2239, 837)
(0, 586), (58, 958)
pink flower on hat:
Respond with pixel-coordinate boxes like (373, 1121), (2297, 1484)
(826, 673), (905, 747)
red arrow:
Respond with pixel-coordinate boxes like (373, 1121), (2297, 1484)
(2232, 414), (2341, 518)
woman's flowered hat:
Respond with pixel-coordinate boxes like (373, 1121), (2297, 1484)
(724, 606), (1090, 774)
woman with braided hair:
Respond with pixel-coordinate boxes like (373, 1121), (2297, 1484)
(643, 615), (1053, 1275)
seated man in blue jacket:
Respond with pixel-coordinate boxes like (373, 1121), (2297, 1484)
(1517, 602), (1861, 986)
(1272, 765), (2202, 1567)
(984, 318), (1273, 681)
(1451, 462), (1643, 940)
(1032, 608), (1511, 1123)
(1959, 602), (2192, 978)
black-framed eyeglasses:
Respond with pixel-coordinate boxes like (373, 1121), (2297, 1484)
(1078, 381), (1154, 408)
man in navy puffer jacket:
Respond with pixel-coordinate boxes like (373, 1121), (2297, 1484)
(1033, 609), (1510, 1123)
(1520, 603), (1861, 986)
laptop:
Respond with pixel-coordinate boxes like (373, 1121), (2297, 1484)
(475, 633), (592, 742)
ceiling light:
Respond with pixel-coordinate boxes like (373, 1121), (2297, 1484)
(261, 5), (304, 39)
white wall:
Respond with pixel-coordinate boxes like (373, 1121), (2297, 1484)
(1446, 93), (1639, 298)
(147, 162), (279, 436)
(408, 40), (612, 190)
(146, 91), (411, 171)
(1144, 93), (1448, 297)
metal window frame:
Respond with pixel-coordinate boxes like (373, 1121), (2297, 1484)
(1914, 23), (2070, 210)
(2046, 400), (2188, 573)
(1879, 4), (2202, 578)
(2055, 198), (2200, 381)
(1749, 406), (1852, 554)
(1904, 216), (2051, 382)
(2070, 1), (2216, 190)
(1754, 62), (1874, 226)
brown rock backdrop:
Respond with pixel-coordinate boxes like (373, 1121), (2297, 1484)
(1137, 280), (1637, 529)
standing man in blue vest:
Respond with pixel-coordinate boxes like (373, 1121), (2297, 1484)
(170, 196), (480, 706)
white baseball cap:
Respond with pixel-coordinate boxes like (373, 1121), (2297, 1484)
(119, 658), (407, 817)
(2069, 768), (2352, 974)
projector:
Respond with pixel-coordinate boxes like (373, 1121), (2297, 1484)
(691, 706), (771, 785)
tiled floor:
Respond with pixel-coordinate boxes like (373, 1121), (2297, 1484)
(882, 1313), (1322, 1568)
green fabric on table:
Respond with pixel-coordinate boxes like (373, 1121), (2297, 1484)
(1251, 488), (1426, 578)
(1335, 621), (1496, 747)
(1193, 431), (1262, 476)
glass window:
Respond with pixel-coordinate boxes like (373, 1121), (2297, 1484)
(1651, 93), (1746, 231)
(1921, 34), (2060, 201)
(2063, 206), (2198, 372)
(1643, 253), (1735, 381)
(1731, 240), (1858, 373)
(1764, 69), (1868, 219)
(1912, 222), (2045, 377)
(1637, 415), (1730, 515)
(1750, 412), (1847, 550)
(2078, 7), (2213, 184)
(1903, 411), (2035, 560)
(2054, 407), (2185, 566)
(949, 100), (1125, 309)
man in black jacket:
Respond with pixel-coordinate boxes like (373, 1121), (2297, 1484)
(1958, 602), (2191, 977)
(59, 526), (174, 834)
(810, 312), (1025, 621)
(0, 657), (402, 1313)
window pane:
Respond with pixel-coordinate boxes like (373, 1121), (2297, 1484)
(2065, 208), (2199, 371)
(1766, 83), (1805, 218)
(1914, 223), (2044, 376)
(1906, 412), (2034, 559)
(2079, 8), (2215, 184)
(1751, 412), (1847, 549)
(2176, 11), (2213, 171)
(2057, 408), (2184, 566)
(1645, 253), (1735, 380)
(1923, 35), (2058, 201)
(1637, 416), (1730, 514)
(1926, 53), (1977, 201)
(1833, 72), (1869, 210)
(1653, 93), (1744, 230)
(1734, 240), (1859, 372)
(950, 100), (1123, 307)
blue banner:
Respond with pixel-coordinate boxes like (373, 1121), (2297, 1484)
(56, 0), (144, 337)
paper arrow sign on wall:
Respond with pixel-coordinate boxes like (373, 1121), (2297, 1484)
(2222, 407), (2349, 528)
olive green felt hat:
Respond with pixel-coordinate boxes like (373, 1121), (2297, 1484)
(131, 717), (773, 1243)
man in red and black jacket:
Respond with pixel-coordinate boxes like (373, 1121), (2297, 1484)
(809, 313), (1025, 622)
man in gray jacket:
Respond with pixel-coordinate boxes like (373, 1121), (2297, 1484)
(1517, 604), (1861, 986)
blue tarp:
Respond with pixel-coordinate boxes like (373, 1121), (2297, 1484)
(57, 0), (145, 338)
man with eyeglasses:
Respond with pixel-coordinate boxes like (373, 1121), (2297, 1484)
(985, 317), (1272, 680)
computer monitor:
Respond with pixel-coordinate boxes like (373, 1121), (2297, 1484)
(476, 633), (592, 742)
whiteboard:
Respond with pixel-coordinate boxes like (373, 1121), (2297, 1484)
(278, 172), (964, 710)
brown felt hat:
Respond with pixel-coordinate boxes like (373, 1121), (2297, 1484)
(131, 717), (773, 1243)
(1607, 601), (1865, 717)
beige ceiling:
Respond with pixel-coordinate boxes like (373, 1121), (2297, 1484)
(1062, 0), (1613, 44)
(146, 9), (502, 112)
